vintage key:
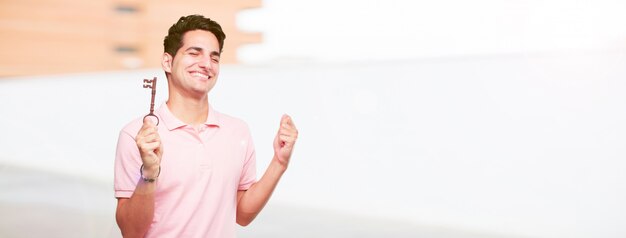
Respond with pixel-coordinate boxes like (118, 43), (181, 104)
(143, 77), (159, 125)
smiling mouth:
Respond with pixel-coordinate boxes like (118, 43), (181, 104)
(191, 72), (210, 79)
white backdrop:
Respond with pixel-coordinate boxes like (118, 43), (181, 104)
(1, 49), (624, 238)
(2, 0), (626, 237)
(238, 0), (626, 63)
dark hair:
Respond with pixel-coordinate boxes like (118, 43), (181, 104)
(163, 15), (226, 57)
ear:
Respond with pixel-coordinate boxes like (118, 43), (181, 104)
(162, 52), (173, 73)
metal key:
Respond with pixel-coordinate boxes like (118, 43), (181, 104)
(143, 77), (159, 125)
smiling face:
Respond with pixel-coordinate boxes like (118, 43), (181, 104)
(162, 29), (221, 100)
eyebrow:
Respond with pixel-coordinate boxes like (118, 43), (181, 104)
(186, 47), (221, 57)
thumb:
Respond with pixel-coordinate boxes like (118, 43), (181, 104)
(280, 114), (291, 125)
(143, 116), (156, 126)
(274, 114), (289, 148)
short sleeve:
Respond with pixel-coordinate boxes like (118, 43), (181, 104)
(114, 129), (142, 198)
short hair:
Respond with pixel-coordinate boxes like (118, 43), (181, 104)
(163, 15), (226, 57)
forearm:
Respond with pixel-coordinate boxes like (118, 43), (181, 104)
(236, 157), (287, 226)
(116, 177), (158, 237)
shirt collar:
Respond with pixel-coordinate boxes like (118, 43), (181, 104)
(157, 102), (221, 131)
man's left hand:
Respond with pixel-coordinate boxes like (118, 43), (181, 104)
(273, 114), (298, 168)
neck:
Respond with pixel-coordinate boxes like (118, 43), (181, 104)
(166, 94), (209, 126)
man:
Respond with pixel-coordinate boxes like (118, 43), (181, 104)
(114, 15), (298, 237)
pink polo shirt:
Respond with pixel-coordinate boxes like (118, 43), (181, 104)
(114, 103), (257, 238)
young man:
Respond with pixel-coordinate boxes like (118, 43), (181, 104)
(114, 15), (298, 237)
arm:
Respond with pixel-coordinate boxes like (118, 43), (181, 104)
(236, 114), (298, 226)
(116, 118), (163, 237)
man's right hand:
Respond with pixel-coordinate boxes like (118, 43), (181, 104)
(136, 117), (163, 178)
(117, 117), (162, 237)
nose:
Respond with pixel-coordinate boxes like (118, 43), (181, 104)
(199, 56), (212, 70)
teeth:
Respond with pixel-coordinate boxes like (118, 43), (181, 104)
(191, 72), (209, 78)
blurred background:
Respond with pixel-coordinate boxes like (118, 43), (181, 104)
(1, 0), (625, 237)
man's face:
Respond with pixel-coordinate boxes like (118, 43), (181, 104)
(165, 29), (221, 98)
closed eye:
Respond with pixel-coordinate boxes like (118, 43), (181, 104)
(210, 51), (221, 63)
(185, 47), (202, 56)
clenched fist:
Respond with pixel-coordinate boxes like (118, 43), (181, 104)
(273, 114), (298, 168)
(135, 117), (163, 177)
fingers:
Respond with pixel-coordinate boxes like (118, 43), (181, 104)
(272, 114), (298, 167)
(136, 117), (162, 164)
(138, 117), (158, 137)
(277, 114), (298, 147)
(139, 117), (155, 132)
(279, 114), (297, 134)
(278, 134), (295, 148)
(280, 114), (296, 129)
(137, 129), (160, 146)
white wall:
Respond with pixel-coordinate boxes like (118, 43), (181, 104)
(238, 0), (626, 63)
(1, 49), (625, 238)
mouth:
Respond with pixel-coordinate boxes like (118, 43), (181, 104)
(190, 71), (211, 80)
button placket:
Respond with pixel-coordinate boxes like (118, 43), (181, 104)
(196, 125), (213, 171)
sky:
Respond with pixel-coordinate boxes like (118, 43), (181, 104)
(236, 0), (626, 63)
